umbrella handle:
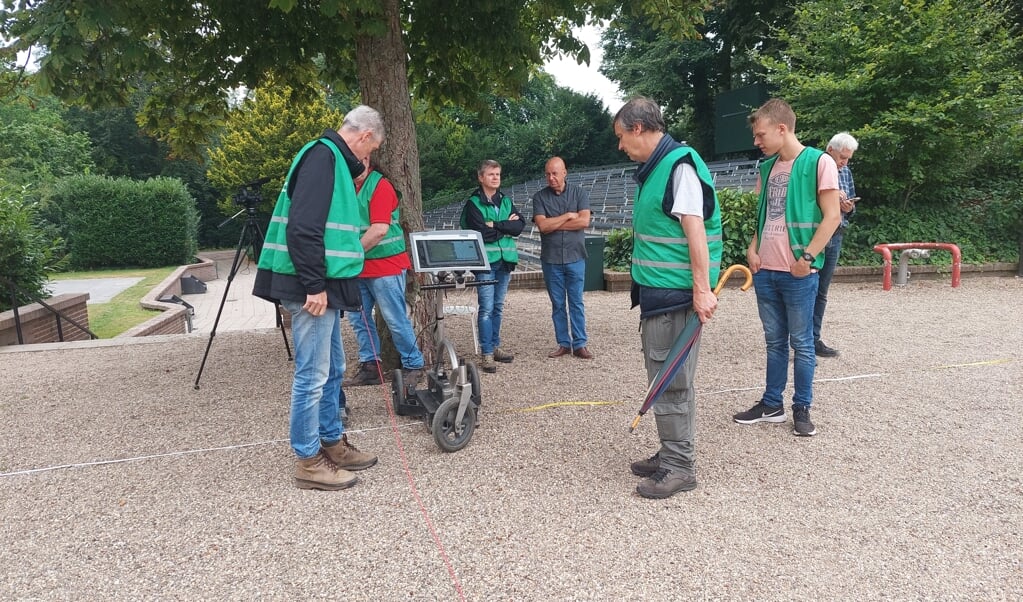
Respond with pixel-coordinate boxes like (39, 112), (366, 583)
(713, 264), (753, 296)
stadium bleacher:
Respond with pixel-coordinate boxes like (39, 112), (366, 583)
(422, 159), (759, 270)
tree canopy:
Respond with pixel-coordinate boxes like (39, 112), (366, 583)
(761, 0), (1023, 205)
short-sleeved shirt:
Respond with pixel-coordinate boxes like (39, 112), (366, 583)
(531, 183), (590, 264)
(756, 154), (839, 271)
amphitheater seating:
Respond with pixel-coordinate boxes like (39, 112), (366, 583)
(422, 159), (759, 270)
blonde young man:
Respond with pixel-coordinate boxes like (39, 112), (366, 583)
(732, 99), (841, 437)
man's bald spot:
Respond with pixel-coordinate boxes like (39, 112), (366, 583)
(545, 156), (566, 174)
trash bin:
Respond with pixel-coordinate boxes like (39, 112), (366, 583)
(584, 236), (605, 292)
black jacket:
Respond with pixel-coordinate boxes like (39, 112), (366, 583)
(252, 129), (363, 311)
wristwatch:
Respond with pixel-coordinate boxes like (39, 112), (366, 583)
(801, 252), (814, 262)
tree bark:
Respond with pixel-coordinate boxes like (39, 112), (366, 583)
(355, 0), (438, 369)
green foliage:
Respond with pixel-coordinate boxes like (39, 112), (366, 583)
(598, 189), (758, 273)
(206, 80), (345, 214)
(760, 0), (1023, 206)
(1, 0), (708, 158)
(45, 175), (199, 269)
(716, 187), (758, 268)
(604, 227), (634, 271)
(601, 2), (793, 156)
(0, 180), (65, 311)
(420, 75), (626, 198)
(0, 87), (96, 187)
(841, 187), (1023, 266)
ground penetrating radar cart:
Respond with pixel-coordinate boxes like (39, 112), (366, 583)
(392, 230), (494, 452)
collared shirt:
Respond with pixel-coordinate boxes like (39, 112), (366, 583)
(531, 183), (590, 264)
(838, 166), (856, 229)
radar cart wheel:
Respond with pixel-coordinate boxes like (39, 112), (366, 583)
(432, 397), (477, 452)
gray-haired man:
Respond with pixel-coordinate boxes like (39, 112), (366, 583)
(815, 132), (859, 357)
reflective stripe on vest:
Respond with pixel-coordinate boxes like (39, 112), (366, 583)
(257, 137), (364, 278)
(462, 193), (519, 265)
(631, 146), (722, 289)
(356, 171), (407, 260)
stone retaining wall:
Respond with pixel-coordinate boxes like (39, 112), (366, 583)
(0, 293), (92, 346)
(118, 257), (219, 338)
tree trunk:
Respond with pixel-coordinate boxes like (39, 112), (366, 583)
(355, 0), (438, 370)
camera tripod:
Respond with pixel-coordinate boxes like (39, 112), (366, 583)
(194, 194), (292, 390)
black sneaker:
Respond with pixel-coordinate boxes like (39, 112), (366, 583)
(630, 452), (660, 477)
(733, 401), (786, 424)
(815, 340), (839, 357)
(793, 405), (817, 436)
(636, 468), (697, 499)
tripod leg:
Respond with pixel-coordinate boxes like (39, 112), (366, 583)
(249, 219), (293, 362)
(194, 222), (252, 389)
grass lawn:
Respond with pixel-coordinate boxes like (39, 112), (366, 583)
(50, 266), (178, 338)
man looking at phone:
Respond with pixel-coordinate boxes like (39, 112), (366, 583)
(815, 132), (859, 357)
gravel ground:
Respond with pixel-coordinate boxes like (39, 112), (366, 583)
(1, 275), (1021, 601)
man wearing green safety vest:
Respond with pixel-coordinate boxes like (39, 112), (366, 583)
(342, 155), (426, 388)
(614, 97), (723, 500)
(253, 105), (381, 491)
(460, 159), (525, 373)
(732, 98), (841, 437)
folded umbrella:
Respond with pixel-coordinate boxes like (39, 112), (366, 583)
(629, 264), (754, 433)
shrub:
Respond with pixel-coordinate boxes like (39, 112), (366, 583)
(603, 188), (758, 275)
(604, 227), (633, 272)
(0, 181), (65, 311)
(46, 175), (198, 269)
(716, 187), (758, 268)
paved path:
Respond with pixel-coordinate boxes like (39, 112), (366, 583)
(47, 277), (143, 304)
(180, 254), (278, 333)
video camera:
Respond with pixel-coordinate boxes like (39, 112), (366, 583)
(232, 176), (273, 209)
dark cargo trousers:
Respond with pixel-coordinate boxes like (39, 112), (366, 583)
(640, 308), (700, 476)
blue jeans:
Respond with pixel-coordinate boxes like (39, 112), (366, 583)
(346, 272), (425, 369)
(813, 232), (843, 343)
(542, 259), (588, 349)
(753, 269), (819, 409)
(281, 299), (346, 459)
(476, 265), (512, 355)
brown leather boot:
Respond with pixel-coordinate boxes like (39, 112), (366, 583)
(342, 361), (382, 386)
(321, 435), (378, 471)
(295, 452), (358, 490)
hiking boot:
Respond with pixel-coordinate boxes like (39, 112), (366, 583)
(493, 347), (514, 363)
(636, 468), (697, 499)
(480, 354), (497, 373)
(630, 452), (660, 477)
(295, 452), (358, 491)
(402, 368), (424, 386)
(815, 340), (839, 357)
(342, 361), (382, 387)
(793, 405), (817, 437)
(321, 435), (378, 471)
(733, 401), (786, 425)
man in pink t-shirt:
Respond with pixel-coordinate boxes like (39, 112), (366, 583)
(732, 99), (841, 437)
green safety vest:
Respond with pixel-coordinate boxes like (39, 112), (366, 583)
(258, 137), (364, 278)
(631, 146), (723, 289)
(461, 193), (519, 265)
(755, 147), (826, 269)
(357, 171), (406, 260)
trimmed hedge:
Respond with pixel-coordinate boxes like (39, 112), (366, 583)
(47, 175), (198, 269)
